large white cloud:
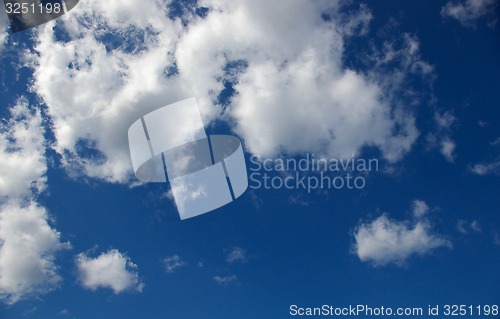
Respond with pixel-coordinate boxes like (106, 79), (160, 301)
(29, 0), (432, 185)
(352, 200), (452, 266)
(180, 0), (422, 161)
(76, 249), (144, 294)
(32, 0), (190, 183)
(0, 101), (69, 304)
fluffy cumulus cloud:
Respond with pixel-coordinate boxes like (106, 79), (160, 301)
(191, 0), (422, 161)
(31, 0), (189, 183)
(441, 0), (498, 27)
(352, 200), (451, 266)
(28, 0), (433, 187)
(0, 101), (69, 304)
(76, 249), (144, 294)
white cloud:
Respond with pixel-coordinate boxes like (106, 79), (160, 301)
(225, 247), (247, 263)
(213, 275), (237, 286)
(441, 139), (456, 162)
(0, 10), (8, 50)
(441, 0), (498, 27)
(470, 135), (500, 175)
(0, 101), (47, 199)
(457, 220), (468, 234)
(31, 0), (189, 183)
(435, 111), (456, 130)
(412, 199), (429, 218)
(470, 160), (500, 175)
(0, 201), (70, 304)
(470, 220), (482, 232)
(28, 0), (433, 187)
(0, 101), (69, 304)
(76, 249), (144, 294)
(353, 201), (451, 266)
(163, 255), (186, 273)
(457, 219), (482, 233)
(427, 111), (457, 162)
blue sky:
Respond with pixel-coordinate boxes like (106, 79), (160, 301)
(0, 0), (499, 318)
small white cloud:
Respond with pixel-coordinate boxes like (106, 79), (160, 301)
(352, 201), (452, 266)
(225, 247), (247, 263)
(76, 249), (144, 294)
(478, 120), (489, 128)
(441, 0), (498, 27)
(494, 231), (500, 246)
(470, 160), (500, 175)
(213, 275), (237, 286)
(163, 255), (186, 273)
(490, 137), (500, 146)
(441, 139), (456, 162)
(470, 220), (482, 232)
(434, 111), (456, 130)
(59, 309), (69, 316)
(412, 200), (429, 217)
(457, 220), (469, 234)
(426, 111), (457, 162)
(457, 219), (481, 234)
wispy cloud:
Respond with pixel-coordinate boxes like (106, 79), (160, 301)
(426, 111), (457, 162)
(494, 231), (500, 246)
(213, 275), (238, 287)
(442, 0), (498, 28)
(457, 219), (482, 234)
(225, 247), (248, 263)
(163, 255), (187, 273)
(470, 160), (500, 175)
(412, 200), (430, 217)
